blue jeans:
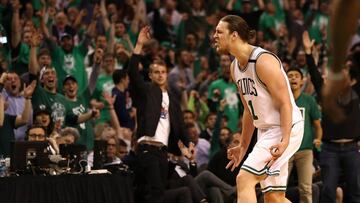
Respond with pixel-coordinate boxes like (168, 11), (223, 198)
(320, 142), (360, 203)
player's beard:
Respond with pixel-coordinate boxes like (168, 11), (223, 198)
(216, 46), (229, 55)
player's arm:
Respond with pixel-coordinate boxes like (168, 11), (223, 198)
(256, 54), (292, 149)
(312, 119), (322, 148)
(230, 61), (255, 151)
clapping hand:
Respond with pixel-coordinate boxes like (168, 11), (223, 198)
(178, 140), (195, 161)
(136, 26), (152, 46)
(23, 80), (37, 98)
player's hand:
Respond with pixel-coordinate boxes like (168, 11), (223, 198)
(226, 145), (243, 172)
(268, 139), (289, 166)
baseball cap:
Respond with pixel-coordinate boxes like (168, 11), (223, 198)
(59, 33), (72, 41)
(63, 75), (77, 85)
(33, 105), (51, 117)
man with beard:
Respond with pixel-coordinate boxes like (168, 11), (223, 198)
(39, 11), (96, 96)
(2, 72), (32, 140)
(207, 54), (242, 132)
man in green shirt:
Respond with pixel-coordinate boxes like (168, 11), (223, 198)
(287, 68), (322, 203)
(63, 75), (99, 150)
(208, 54), (242, 132)
(10, 1), (33, 76)
(49, 33), (90, 96)
(258, 2), (280, 41)
(29, 31), (100, 137)
(91, 53), (115, 124)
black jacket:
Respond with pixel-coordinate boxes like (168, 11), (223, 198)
(128, 54), (189, 155)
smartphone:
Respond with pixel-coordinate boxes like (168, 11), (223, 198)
(0, 37), (7, 44)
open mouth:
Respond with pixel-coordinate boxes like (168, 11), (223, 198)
(290, 82), (298, 86)
(11, 85), (17, 90)
(68, 89), (76, 94)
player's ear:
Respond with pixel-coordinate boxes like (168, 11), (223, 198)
(231, 31), (238, 39)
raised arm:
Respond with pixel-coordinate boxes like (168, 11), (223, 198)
(11, 0), (21, 49)
(330, 0), (360, 73)
(100, 0), (111, 31)
(103, 92), (123, 135)
(89, 48), (104, 95)
(303, 31), (323, 97)
(29, 30), (41, 75)
(15, 81), (36, 127)
(257, 0), (265, 10)
(38, 7), (51, 40)
(128, 26), (151, 96)
(73, 9), (88, 31)
(321, 0), (360, 122)
(107, 23), (115, 54)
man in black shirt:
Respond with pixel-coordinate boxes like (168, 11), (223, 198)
(129, 26), (189, 203)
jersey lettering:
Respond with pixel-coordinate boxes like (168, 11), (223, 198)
(237, 78), (258, 96)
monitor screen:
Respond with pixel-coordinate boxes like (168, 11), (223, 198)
(93, 140), (107, 169)
(10, 141), (50, 172)
(59, 144), (87, 171)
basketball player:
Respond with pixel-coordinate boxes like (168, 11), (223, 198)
(214, 15), (304, 202)
(322, 0), (360, 122)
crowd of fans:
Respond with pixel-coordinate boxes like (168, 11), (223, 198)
(0, 0), (359, 202)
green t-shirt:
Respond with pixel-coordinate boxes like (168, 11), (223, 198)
(208, 79), (242, 132)
(91, 74), (114, 124)
(296, 93), (321, 151)
(307, 12), (329, 43)
(11, 43), (31, 76)
(65, 97), (94, 150)
(259, 12), (278, 41)
(272, 0), (285, 23)
(0, 115), (16, 157)
(224, 0), (242, 11)
(51, 43), (88, 96)
(105, 29), (134, 52)
(32, 85), (70, 125)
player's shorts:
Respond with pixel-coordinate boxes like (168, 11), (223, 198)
(241, 120), (304, 193)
